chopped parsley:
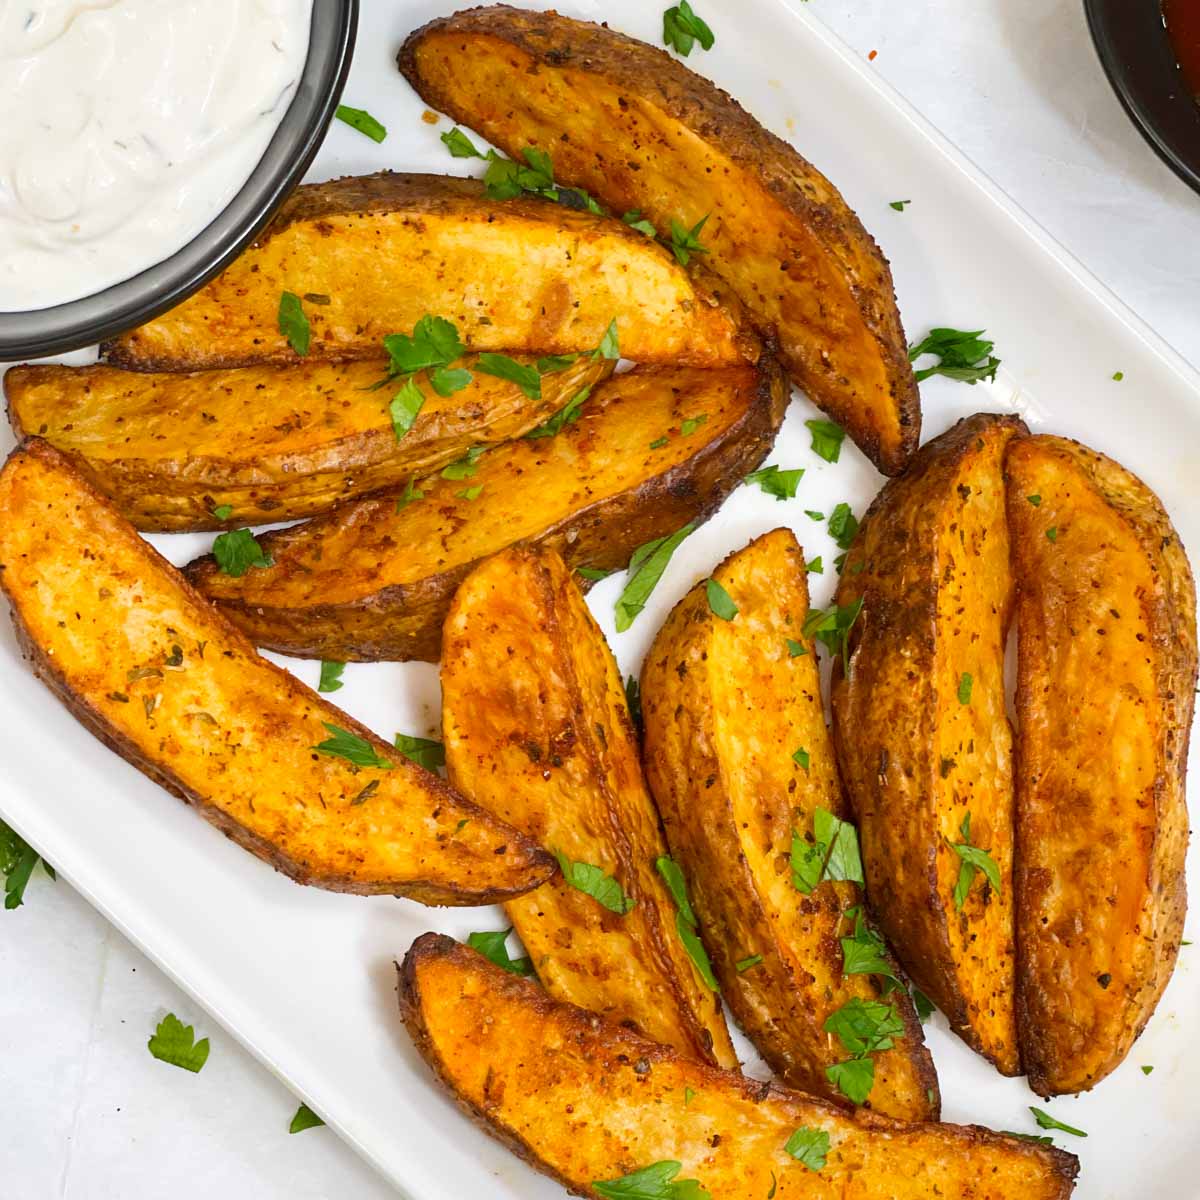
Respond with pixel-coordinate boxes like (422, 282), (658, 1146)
(441, 127), (482, 158)
(395, 477), (424, 513)
(827, 503), (859, 550)
(735, 954), (763, 972)
(318, 661), (345, 694)
(456, 485), (483, 501)
(554, 851), (636, 914)
(335, 104), (387, 143)
(807, 557), (824, 575)
(527, 387), (592, 439)
(389, 378), (426, 442)
(289, 1103), (325, 1134)
(950, 812), (1002, 910)
(577, 566), (616, 582)
(786, 639), (807, 657)
(467, 928), (533, 977)
(384, 314), (467, 377)
(791, 808), (865, 893)
(1046, 527), (1059, 543)
(802, 597), (864, 663)
(649, 436), (670, 450)
(911, 986), (936, 1022)
(311, 723), (392, 770)
(594, 1161), (710, 1200)
(625, 675), (643, 733)
(1030, 1107), (1088, 1138)
(745, 464), (804, 501)
(784, 1126), (830, 1171)
(212, 528), (272, 578)
(805, 418), (846, 463)
(957, 672), (973, 705)
(823, 998), (905, 1104)
(805, 509), (825, 521)
(840, 907), (901, 986)
(537, 354), (579, 374)
(889, 199), (911, 211)
(1, 820), (53, 911)
(705, 578), (738, 621)
(792, 747), (811, 771)
(908, 327), (1000, 385)
(277, 291), (310, 357)
(662, 1), (715, 57)
(657, 856), (719, 990)
(393, 734), (445, 770)
(614, 524), (695, 632)
(1113, 371), (1124, 382)
(623, 210), (658, 237)
(475, 353), (542, 400)
(680, 414), (708, 437)
(596, 319), (621, 361)
(441, 446), (486, 480)
(668, 214), (710, 266)
(148, 1013), (210, 1073)
(211, 503), (233, 521)
(1027, 494), (1042, 507)
(1142, 1065), (1154, 1075)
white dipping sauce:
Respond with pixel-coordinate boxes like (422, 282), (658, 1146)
(0, 0), (312, 312)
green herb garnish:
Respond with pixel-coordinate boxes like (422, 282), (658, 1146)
(656, 856), (719, 990)
(312, 723), (392, 770)
(289, 1103), (324, 1134)
(802, 597), (864, 663)
(828, 502), (859, 550)
(805, 418), (846, 463)
(554, 851), (636, 914)
(950, 812), (1002, 910)
(705, 578), (738, 621)
(318, 661), (345, 694)
(148, 1013), (210, 1073)
(475, 353), (542, 400)
(623, 210), (658, 237)
(957, 672), (973, 705)
(393, 734), (445, 770)
(594, 1161), (710, 1200)
(212, 528), (272, 578)
(335, 104), (387, 142)
(467, 928), (534, 977)
(389, 378), (426, 442)
(277, 291), (310, 357)
(745, 464), (804, 501)
(791, 808), (865, 893)
(668, 214), (710, 266)
(1030, 1107), (1087, 1138)
(526, 386), (591, 439)
(662, 1), (715, 57)
(908, 327), (1000, 385)
(615, 524), (695, 632)
(784, 1126), (830, 1171)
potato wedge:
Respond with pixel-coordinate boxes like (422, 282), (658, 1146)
(102, 173), (755, 373)
(398, 7), (919, 475)
(640, 529), (937, 1120)
(1006, 435), (1195, 1096)
(186, 361), (787, 661)
(442, 545), (736, 1067)
(399, 933), (1079, 1199)
(831, 414), (1027, 1074)
(4, 354), (612, 531)
(0, 440), (554, 905)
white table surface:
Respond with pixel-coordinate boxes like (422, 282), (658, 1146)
(3, 1), (1198, 1195)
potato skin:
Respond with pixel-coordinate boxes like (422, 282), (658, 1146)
(831, 414), (1027, 1074)
(4, 354), (611, 531)
(0, 440), (554, 905)
(441, 546), (736, 1067)
(186, 361), (787, 661)
(398, 933), (1079, 1199)
(398, 7), (919, 475)
(102, 172), (755, 373)
(1006, 436), (1195, 1096)
(640, 529), (937, 1120)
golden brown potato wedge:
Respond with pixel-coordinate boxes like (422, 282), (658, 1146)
(398, 6), (919, 475)
(0, 440), (554, 905)
(103, 173), (755, 373)
(640, 529), (937, 1120)
(4, 354), (612, 531)
(442, 545), (736, 1067)
(1006, 435), (1195, 1096)
(186, 361), (787, 661)
(399, 933), (1079, 1199)
(831, 414), (1027, 1074)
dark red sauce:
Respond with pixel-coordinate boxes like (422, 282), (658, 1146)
(1164, 0), (1200, 98)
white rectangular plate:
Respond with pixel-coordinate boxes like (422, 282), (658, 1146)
(2, 2), (1197, 1197)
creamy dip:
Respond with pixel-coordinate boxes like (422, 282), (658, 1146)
(0, 0), (312, 312)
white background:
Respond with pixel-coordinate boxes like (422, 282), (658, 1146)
(3, 1), (1198, 1196)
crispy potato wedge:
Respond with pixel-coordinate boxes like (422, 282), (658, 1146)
(398, 6), (919, 475)
(831, 414), (1027, 1074)
(1006, 436), (1195, 1096)
(640, 529), (937, 1120)
(103, 173), (755, 373)
(442, 545), (736, 1067)
(186, 361), (787, 661)
(4, 354), (612, 531)
(0, 440), (554, 905)
(399, 934), (1079, 1199)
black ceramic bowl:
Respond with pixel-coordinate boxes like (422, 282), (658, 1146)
(1085, 0), (1200, 194)
(0, 0), (358, 362)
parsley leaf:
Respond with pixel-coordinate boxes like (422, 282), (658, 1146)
(623, 210), (658, 237)
(908, 327), (1000, 385)
(212, 528), (272, 578)
(1027, 494), (1042, 507)
(537, 354), (579, 373)
(662, 1), (716, 57)
(784, 1127), (830, 1171)
(467, 928), (533, 977)
(668, 214), (710, 266)
(1046, 526), (1059, 543)
(736, 954), (763, 972)
(441, 127), (484, 158)
(526, 386), (592, 439)
(912, 987), (936, 1022)
(950, 812), (1002, 910)
(807, 557), (824, 575)
(1030, 1107), (1088, 1138)
(889, 199), (911, 211)
(826, 1056), (875, 1105)
(384, 315), (467, 376)
(277, 291), (310, 357)
(441, 446), (486, 480)
(791, 808), (865, 893)
(805, 418), (846, 463)
(390, 378), (426, 442)
(625, 675), (643, 733)
(615, 524), (695, 632)
(312, 723), (392, 770)
(957, 672), (973, 705)
(1003, 1131), (1054, 1145)
(395, 477), (424, 513)
(596, 318), (621, 361)
(148, 1013), (210, 1073)
(840, 907), (901, 984)
(475, 353), (542, 400)
(335, 104), (387, 143)
(656, 856), (719, 990)
(393, 734), (445, 770)
(479, 145), (605, 215)
(555, 850), (635, 914)
(1, 820), (52, 911)
(211, 503), (233, 521)
(805, 509), (825, 521)
(429, 365), (473, 397)
(793, 747), (810, 771)
(680, 414), (708, 437)
(289, 1103), (324, 1134)
(827, 502), (859, 550)
(802, 597), (864, 663)
(705, 578), (738, 621)
(577, 565), (616, 582)
(786, 639), (807, 657)
(823, 997), (905, 1104)
(594, 1161), (710, 1200)
(745, 464), (804, 501)
(318, 661), (345, 694)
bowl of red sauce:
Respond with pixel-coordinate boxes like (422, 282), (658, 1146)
(1085, 0), (1200, 193)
